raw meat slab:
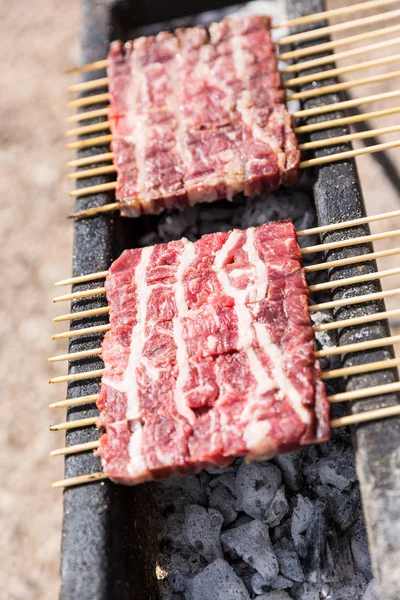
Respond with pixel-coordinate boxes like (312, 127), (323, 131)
(97, 220), (330, 484)
(107, 15), (301, 217)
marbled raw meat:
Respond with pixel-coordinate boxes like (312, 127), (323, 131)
(97, 220), (330, 485)
(107, 15), (300, 217)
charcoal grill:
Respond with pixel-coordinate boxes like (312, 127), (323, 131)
(52, 1), (400, 598)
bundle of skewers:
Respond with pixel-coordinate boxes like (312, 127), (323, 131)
(50, 0), (400, 490)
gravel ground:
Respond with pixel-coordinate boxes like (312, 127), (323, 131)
(0, 2), (79, 598)
(1, 1), (399, 599)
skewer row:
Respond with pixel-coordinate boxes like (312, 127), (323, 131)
(65, 139), (400, 217)
(53, 245), (400, 296)
(50, 399), (400, 465)
(48, 332), (400, 386)
(47, 306), (400, 363)
(51, 209), (400, 303)
(67, 104), (400, 142)
(65, 87), (400, 128)
(50, 383), (400, 484)
(51, 258), (400, 304)
(52, 283), (400, 325)
(66, 51), (400, 95)
(50, 218), (400, 295)
(65, 118), (400, 155)
(66, 0), (400, 74)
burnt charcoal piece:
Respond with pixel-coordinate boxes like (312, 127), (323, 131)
(256, 592), (292, 600)
(186, 558), (251, 600)
(185, 505), (224, 562)
(221, 520), (279, 583)
(209, 485), (238, 526)
(235, 461), (282, 519)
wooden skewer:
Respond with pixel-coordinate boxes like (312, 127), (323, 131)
(51, 440), (100, 457)
(315, 334), (400, 358)
(66, 120), (111, 137)
(280, 22), (400, 61)
(49, 393), (100, 409)
(68, 93), (109, 109)
(297, 209), (400, 237)
(310, 266), (400, 292)
(70, 203), (120, 219)
(68, 165), (116, 180)
(66, 59), (108, 75)
(277, 8), (400, 46)
(50, 416), (98, 431)
(302, 228), (400, 255)
(275, 0), (400, 29)
(295, 106), (400, 134)
(67, 107), (110, 124)
(51, 325), (110, 340)
(55, 271), (108, 287)
(68, 164), (116, 180)
(52, 471), (109, 489)
(299, 139), (400, 169)
(292, 89), (400, 119)
(66, 134), (113, 150)
(305, 247), (400, 272)
(322, 357), (400, 380)
(53, 307), (110, 322)
(53, 287), (106, 303)
(285, 53), (400, 88)
(48, 348), (102, 362)
(279, 25), (400, 61)
(68, 77), (109, 94)
(282, 35), (400, 74)
(288, 69), (400, 102)
(310, 287), (400, 312)
(331, 404), (400, 428)
(299, 124), (400, 151)
(313, 308), (400, 332)
(69, 181), (116, 197)
(328, 380), (400, 403)
(67, 152), (114, 168)
(292, 90), (400, 119)
(48, 369), (105, 385)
